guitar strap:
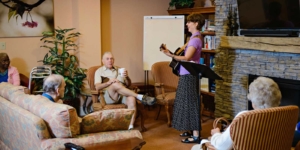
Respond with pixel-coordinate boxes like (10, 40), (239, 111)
(175, 35), (201, 55)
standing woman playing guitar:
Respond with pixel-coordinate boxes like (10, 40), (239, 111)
(160, 13), (205, 143)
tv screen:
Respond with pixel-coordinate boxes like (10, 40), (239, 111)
(237, 0), (300, 30)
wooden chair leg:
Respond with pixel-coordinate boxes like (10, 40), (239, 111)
(156, 105), (162, 120)
(165, 104), (171, 127)
(136, 101), (147, 132)
(138, 109), (147, 132)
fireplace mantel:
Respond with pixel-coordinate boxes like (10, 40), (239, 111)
(220, 36), (300, 53)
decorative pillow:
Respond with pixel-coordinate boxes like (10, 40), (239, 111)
(80, 109), (135, 134)
(10, 93), (80, 138)
(0, 82), (26, 100)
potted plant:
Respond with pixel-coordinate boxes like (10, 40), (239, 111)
(169, 0), (195, 9)
(39, 27), (86, 103)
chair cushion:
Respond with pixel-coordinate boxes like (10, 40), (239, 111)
(103, 104), (127, 110)
(80, 109), (134, 134)
(156, 92), (176, 105)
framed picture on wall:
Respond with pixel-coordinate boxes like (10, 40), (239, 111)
(0, 0), (54, 38)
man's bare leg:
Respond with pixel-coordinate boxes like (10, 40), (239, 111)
(126, 96), (136, 129)
(107, 82), (137, 100)
(107, 82), (156, 106)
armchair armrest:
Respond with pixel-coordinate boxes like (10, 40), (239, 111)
(154, 83), (164, 87)
(154, 82), (165, 98)
(90, 90), (106, 107)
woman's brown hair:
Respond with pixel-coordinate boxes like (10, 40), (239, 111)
(186, 13), (205, 31)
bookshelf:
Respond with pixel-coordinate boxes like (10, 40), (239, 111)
(167, 7), (215, 15)
(168, 6), (216, 118)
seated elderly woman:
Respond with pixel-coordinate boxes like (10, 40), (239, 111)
(0, 53), (20, 85)
(191, 76), (282, 150)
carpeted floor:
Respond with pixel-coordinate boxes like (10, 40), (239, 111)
(134, 103), (214, 150)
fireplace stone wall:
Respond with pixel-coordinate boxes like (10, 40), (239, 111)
(213, 0), (300, 119)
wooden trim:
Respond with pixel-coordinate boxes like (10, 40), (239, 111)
(167, 7), (215, 15)
(201, 31), (215, 36)
(220, 36), (300, 53)
(202, 50), (215, 53)
(201, 90), (215, 96)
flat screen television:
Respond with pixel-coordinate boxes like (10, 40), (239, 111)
(237, 0), (300, 37)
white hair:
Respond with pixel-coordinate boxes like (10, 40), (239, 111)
(247, 76), (281, 109)
(43, 74), (64, 94)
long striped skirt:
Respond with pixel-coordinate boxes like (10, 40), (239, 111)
(172, 74), (201, 131)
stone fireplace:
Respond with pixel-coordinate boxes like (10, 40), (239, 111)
(213, 0), (300, 119)
(214, 36), (300, 119)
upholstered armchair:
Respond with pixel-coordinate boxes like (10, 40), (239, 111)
(87, 66), (126, 110)
(203, 105), (299, 150)
(86, 65), (146, 131)
(151, 61), (179, 127)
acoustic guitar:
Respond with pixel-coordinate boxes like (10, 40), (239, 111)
(160, 35), (200, 76)
(160, 44), (185, 76)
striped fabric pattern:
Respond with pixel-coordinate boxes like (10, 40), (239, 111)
(230, 105), (299, 150)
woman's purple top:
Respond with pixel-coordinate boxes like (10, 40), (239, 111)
(179, 32), (202, 75)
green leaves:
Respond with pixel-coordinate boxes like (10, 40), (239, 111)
(8, 8), (17, 22)
(169, 0), (194, 6)
(39, 27), (86, 100)
(8, 4), (25, 22)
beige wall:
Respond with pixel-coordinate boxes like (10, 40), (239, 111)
(0, 0), (170, 83)
(0, 0), (101, 77)
(101, 0), (170, 82)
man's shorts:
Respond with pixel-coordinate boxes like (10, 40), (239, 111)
(104, 90), (127, 104)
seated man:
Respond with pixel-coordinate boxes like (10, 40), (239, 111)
(42, 74), (66, 104)
(94, 52), (156, 130)
(0, 52), (20, 85)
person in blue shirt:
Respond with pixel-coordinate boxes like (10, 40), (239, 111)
(293, 122), (300, 147)
(42, 74), (66, 103)
(0, 53), (20, 85)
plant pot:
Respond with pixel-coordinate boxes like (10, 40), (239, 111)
(175, 2), (195, 9)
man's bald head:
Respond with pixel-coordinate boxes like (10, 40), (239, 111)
(102, 52), (114, 69)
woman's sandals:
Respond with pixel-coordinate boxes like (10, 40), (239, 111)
(181, 136), (201, 143)
(179, 131), (192, 137)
